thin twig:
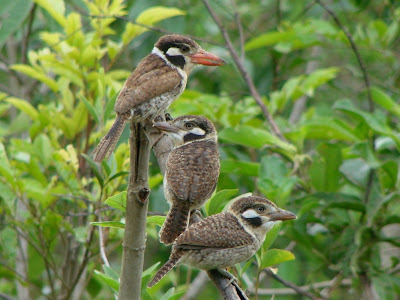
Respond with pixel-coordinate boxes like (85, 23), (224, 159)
(263, 268), (322, 300)
(97, 190), (110, 267)
(202, 0), (285, 141)
(315, 0), (374, 113)
(315, 0), (377, 209)
(184, 271), (209, 300)
(253, 278), (351, 296)
(320, 274), (344, 298)
(74, 12), (222, 47)
(231, 0), (245, 62)
(21, 4), (36, 64)
(64, 226), (95, 300)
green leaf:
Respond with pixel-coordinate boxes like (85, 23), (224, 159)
(310, 143), (342, 192)
(79, 95), (99, 124)
(166, 291), (186, 300)
(371, 86), (400, 117)
(160, 288), (177, 300)
(33, 134), (54, 166)
(70, 102), (88, 136)
(219, 126), (296, 154)
(142, 262), (161, 279)
(81, 153), (104, 188)
(105, 191), (126, 211)
(136, 6), (185, 26)
(0, 142), (16, 189)
(260, 249), (295, 269)
(258, 156), (297, 204)
(205, 189), (239, 216)
(325, 201), (366, 212)
(122, 7), (185, 45)
(91, 221), (125, 229)
(0, 182), (16, 210)
(260, 222), (282, 254)
(11, 64), (58, 92)
(339, 158), (371, 187)
(149, 173), (163, 189)
(104, 92), (118, 122)
(33, 0), (66, 27)
(5, 97), (39, 120)
(298, 118), (361, 142)
(245, 31), (295, 51)
(146, 215), (166, 227)
(102, 265), (119, 281)
(334, 99), (400, 149)
(0, 0), (33, 49)
(220, 159), (259, 177)
(105, 171), (129, 186)
(378, 160), (397, 191)
(93, 270), (119, 292)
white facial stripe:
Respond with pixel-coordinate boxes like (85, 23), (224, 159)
(152, 47), (187, 80)
(242, 209), (259, 219)
(190, 127), (206, 136)
(166, 47), (182, 56)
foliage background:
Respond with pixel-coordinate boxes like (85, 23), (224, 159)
(0, 0), (399, 299)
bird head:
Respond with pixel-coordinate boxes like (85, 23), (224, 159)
(228, 196), (296, 240)
(153, 115), (217, 146)
(154, 35), (225, 74)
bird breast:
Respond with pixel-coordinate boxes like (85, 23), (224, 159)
(130, 89), (183, 123)
(164, 139), (220, 206)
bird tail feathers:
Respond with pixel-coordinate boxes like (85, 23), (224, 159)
(159, 203), (191, 245)
(92, 116), (126, 163)
(147, 252), (182, 288)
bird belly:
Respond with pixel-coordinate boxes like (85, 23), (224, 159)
(181, 245), (257, 270)
(130, 84), (185, 123)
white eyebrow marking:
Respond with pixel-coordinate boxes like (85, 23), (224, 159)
(190, 127), (205, 136)
(242, 209), (259, 219)
(166, 47), (182, 56)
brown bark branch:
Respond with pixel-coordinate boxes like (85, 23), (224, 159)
(202, 0), (285, 141)
(118, 123), (151, 300)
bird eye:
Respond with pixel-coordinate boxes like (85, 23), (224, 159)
(185, 122), (194, 128)
(256, 206), (266, 213)
(180, 45), (190, 53)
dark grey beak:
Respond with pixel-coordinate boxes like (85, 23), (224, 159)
(268, 209), (297, 221)
(153, 122), (180, 133)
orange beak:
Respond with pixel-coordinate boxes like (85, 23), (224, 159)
(189, 50), (225, 66)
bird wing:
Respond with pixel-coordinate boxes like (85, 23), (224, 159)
(174, 213), (254, 249)
(165, 140), (220, 203)
(114, 54), (182, 114)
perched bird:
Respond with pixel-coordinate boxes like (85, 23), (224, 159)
(148, 195), (296, 287)
(92, 35), (225, 162)
(153, 115), (220, 245)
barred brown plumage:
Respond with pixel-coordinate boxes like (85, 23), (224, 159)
(148, 195), (296, 288)
(154, 115), (220, 245)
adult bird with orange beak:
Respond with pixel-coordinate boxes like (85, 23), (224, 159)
(92, 34), (225, 162)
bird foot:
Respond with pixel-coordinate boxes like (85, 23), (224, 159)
(217, 269), (238, 288)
